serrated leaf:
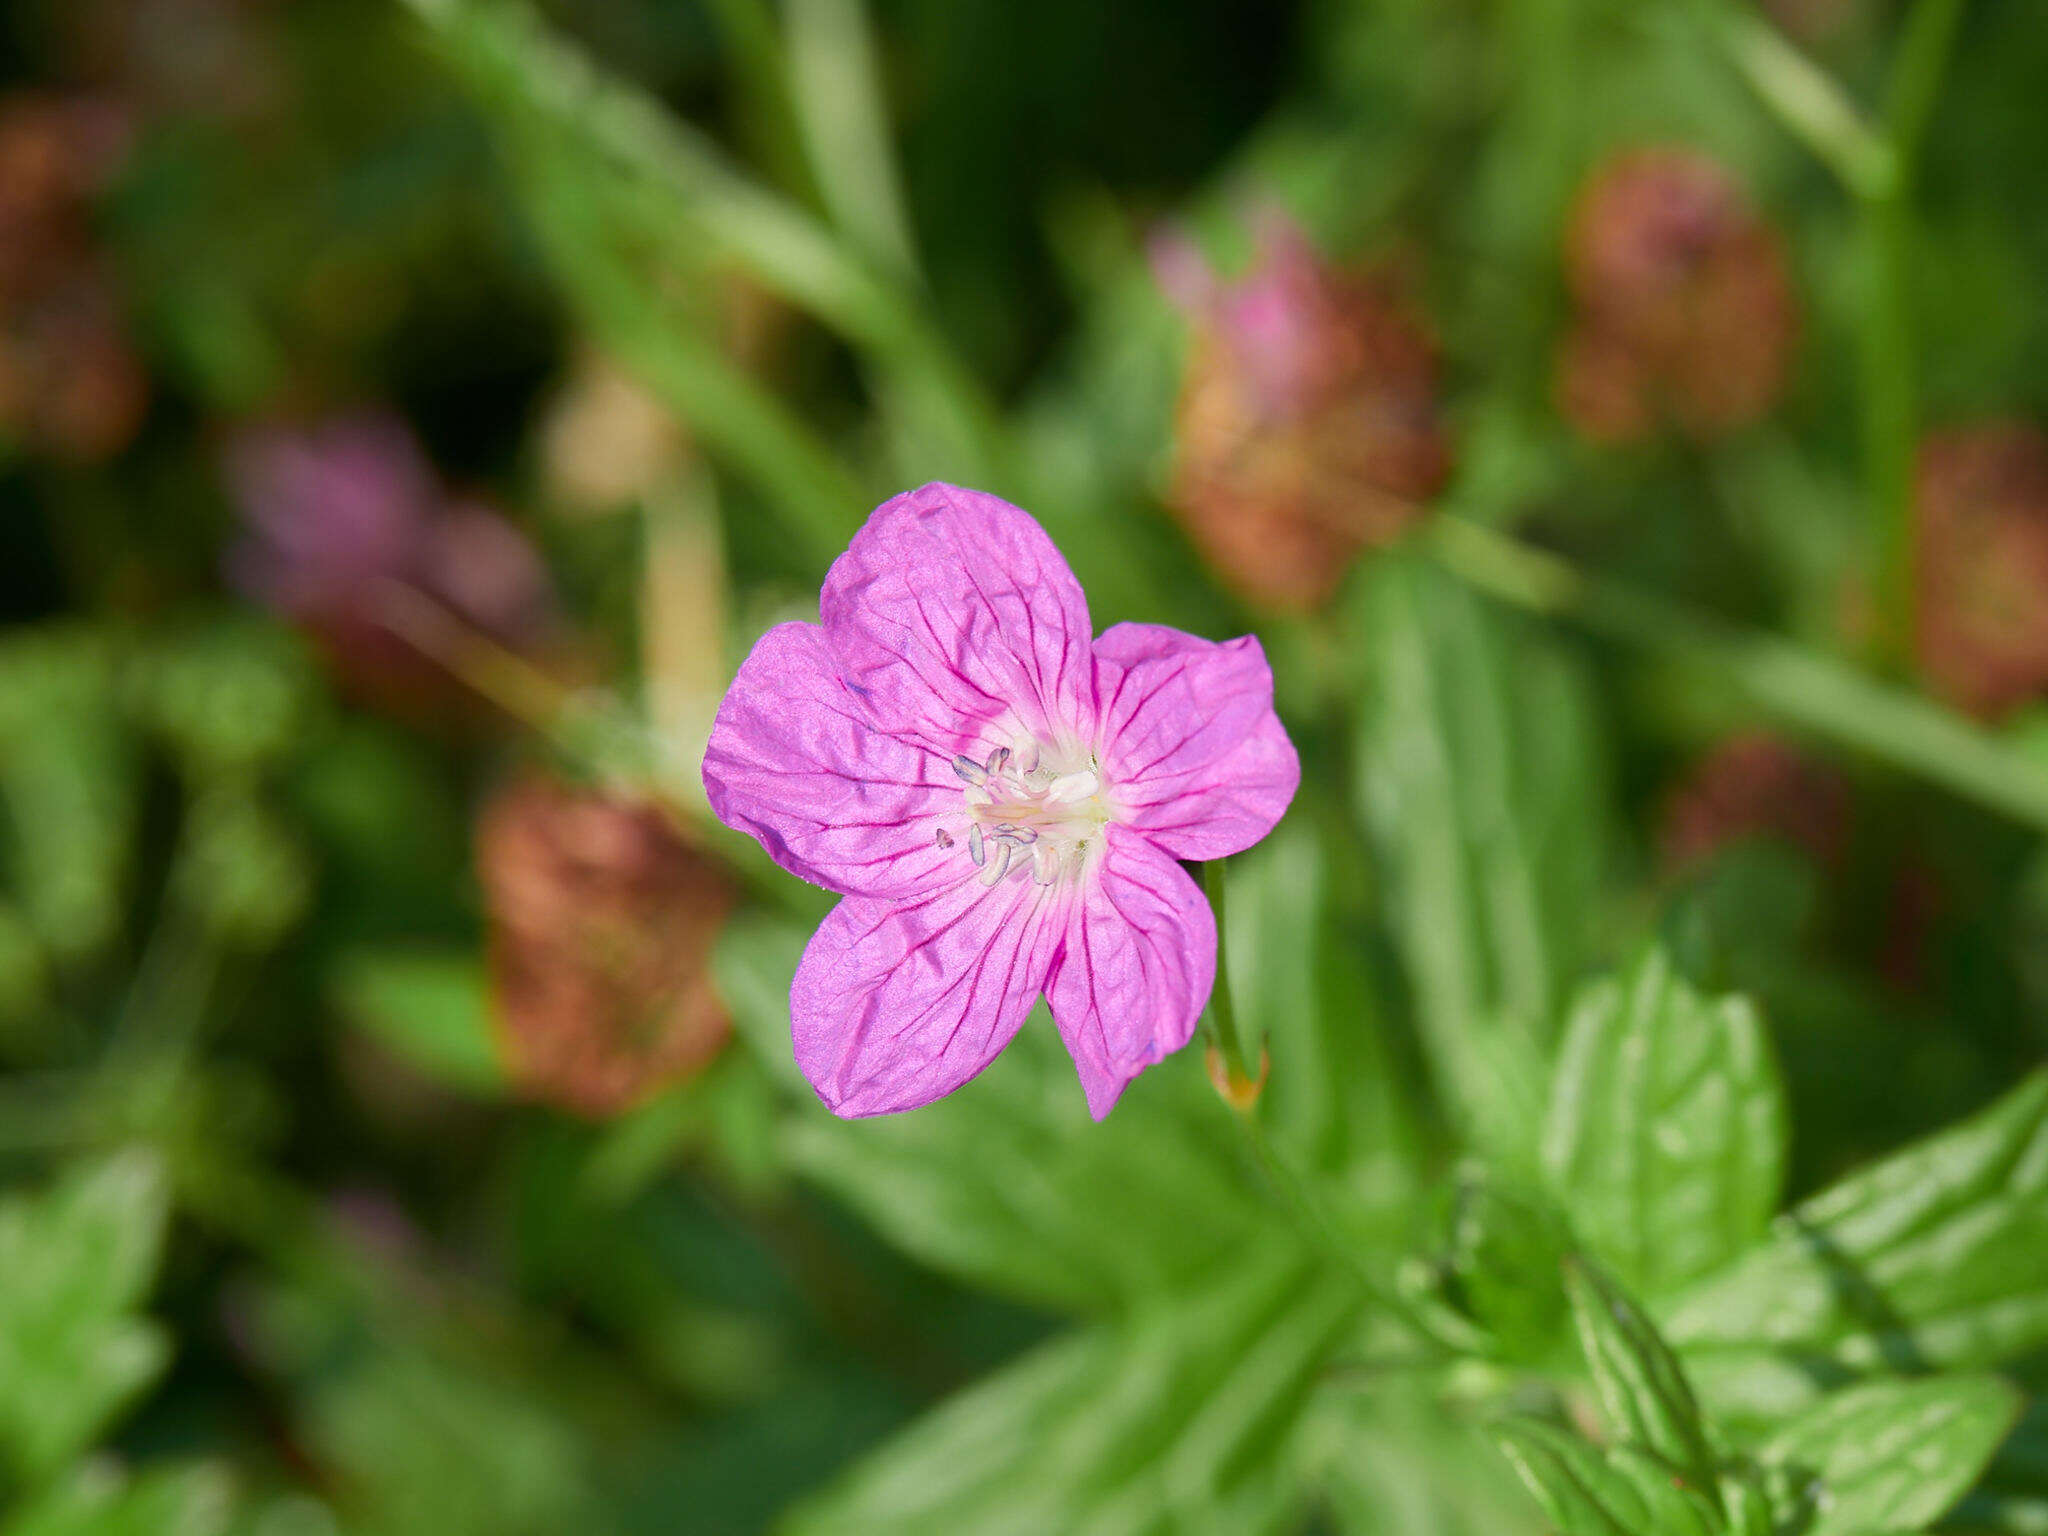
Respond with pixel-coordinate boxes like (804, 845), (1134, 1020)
(1566, 1261), (1715, 1488)
(1664, 1073), (2048, 1378)
(783, 1253), (1360, 1536)
(1756, 1374), (2021, 1535)
(1305, 1383), (1544, 1535)
(1544, 949), (1787, 1296)
(330, 951), (507, 1096)
(1352, 557), (1608, 1167)
(5, 1461), (235, 1536)
(0, 1152), (174, 1482)
(716, 915), (1286, 1313)
(1490, 1418), (1722, 1536)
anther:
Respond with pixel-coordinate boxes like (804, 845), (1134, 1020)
(952, 755), (988, 786)
(968, 823), (986, 867)
(934, 828), (954, 849)
(985, 745), (1012, 778)
(978, 840), (1014, 887)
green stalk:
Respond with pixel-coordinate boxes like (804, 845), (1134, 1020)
(1428, 516), (2048, 832)
(1200, 858), (1257, 1096)
(1863, 0), (1969, 666)
(1713, 0), (1970, 668)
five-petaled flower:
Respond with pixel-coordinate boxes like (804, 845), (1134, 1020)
(702, 484), (1299, 1119)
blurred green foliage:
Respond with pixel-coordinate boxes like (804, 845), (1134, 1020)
(1, 0), (2047, 1530)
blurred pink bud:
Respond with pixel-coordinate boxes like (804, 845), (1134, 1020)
(1161, 214), (1449, 610)
(225, 414), (559, 714)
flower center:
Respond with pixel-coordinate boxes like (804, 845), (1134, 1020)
(942, 741), (1113, 889)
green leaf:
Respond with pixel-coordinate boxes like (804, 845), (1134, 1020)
(5, 1462), (235, 1536)
(1756, 1374), (2022, 1535)
(1489, 1419), (1722, 1536)
(1566, 1261), (1715, 1488)
(0, 628), (139, 965)
(329, 950), (507, 1097)
(1352, 557), (1609, 1166)
(0, 1152), (174, 1482)
(1663, 1072), (2048, 1380)
(1544, 949), (1788, 1296)
(716, 915), (1286, 1313)
(1949, 1396), (2048, 1534)
(1221, 819), (1423, 1201)
(783, 1253), (1360, 1536)
(1307, 1383), (1544, 1535)
(1433, 1173), (1574, 1364)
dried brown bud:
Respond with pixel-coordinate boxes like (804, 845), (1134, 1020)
(1659, 733), (1849, 874)
(1557, 149), (1796, 444)
(477, 775), (734, 1116)
(1913, 424), (2048, 720)
(0, 93), (147, 461)
(1159, 219), (1449, 611)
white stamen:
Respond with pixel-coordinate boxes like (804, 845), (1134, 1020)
(952, 755), (988, 786)
(1045, 770), (1099, 804)
(968, 823), (986, 866)
(978, 840), (1013, 886)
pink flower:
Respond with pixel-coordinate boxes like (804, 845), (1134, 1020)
(703, 484), (1299, 1119)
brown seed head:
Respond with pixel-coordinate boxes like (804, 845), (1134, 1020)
(1160, 219), (1449, 611)
(1913, 424), (2048, 720)
(477, 775), (735, 1116)
(1659, 733), (1849, 874)
(1558, 148), (1796, 444)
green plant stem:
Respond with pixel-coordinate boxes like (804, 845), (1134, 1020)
(1427, 516), (2048, 832)
(1864, 0), (1969, 667)
(1715, 0), (1969, 668)
(1200, 858), (1254, 1088)
(1200, 859), (1447, 1350)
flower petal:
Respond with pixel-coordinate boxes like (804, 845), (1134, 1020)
(703, 621), (962, 897)
(820, 483), (1094, 751)
(1092, 622), (1300, 861)
(1045, 828), (1216, 1119)
(792, 874), (1064, 1116)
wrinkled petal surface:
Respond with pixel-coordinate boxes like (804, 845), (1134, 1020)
(1092, 622), (1300, 860)
(792, 873), (1065, 1116)
(821, 483), (1094, 751)
(1045, 828), (1216, 1118)
(703, 622), (960, 897)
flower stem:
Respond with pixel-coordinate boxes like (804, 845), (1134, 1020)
(1426, 516), (2048, 832)
(1199, 858), (1260, 1100)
